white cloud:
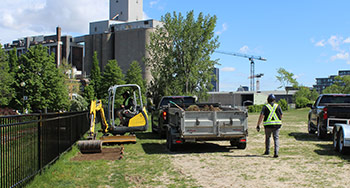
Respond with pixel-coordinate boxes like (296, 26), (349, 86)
(328, 35), (343, 51)
(344, 37), (350, 44)
(221, 67), (236, 72)
(143, 11), (150, 19)
(215, 23), (228, 35)
(330, 52), (349, 62)
(239, 45), (249, 53)
(315, 40), (325, 47)
(149, 0), (160, 8)
(0, 0), (108, 43)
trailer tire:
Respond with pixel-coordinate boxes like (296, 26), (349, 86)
(333, 129), (339, 151)
(166, 127), (177, 152)
(338, 129), (349, 154)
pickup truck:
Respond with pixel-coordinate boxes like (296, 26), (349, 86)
(151, 96), (196, 138)
(166, 103), (248, 151)
(307, 94), (350, 139)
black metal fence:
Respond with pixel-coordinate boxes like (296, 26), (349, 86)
(0, 111), (89, 188)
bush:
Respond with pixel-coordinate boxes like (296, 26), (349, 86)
(248, 104), (265, 113)
(70, 94), (89, 112)
(295, 97), (310, 108)
(277, 99), (289, 111)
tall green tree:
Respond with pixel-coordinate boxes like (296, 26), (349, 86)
(276, 68), (298, 94)
(0, 44), (14, 106)
(146, 10), (219, 104)
(100, 59), (125, 103)
(323, 75), (350, 94)
(125, 61), (146, 105)
(90, 51), (102, 98)
(15, 45), (69, 112)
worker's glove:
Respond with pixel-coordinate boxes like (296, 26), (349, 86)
(256, 125), (260, 132)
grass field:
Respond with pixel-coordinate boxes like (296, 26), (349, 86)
(27, 108), (350, 188)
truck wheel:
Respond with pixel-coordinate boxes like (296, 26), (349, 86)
(308, 120), (315, 134)
(166, 128), (177, 152)
(338, 129), (349, 154)
(333, 129), (339, 151)
(317, 121), (326, 139)
(237, 142), (247, 149)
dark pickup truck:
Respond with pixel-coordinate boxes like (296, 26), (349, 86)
(307, 94), (350, 139)
(151, 96), (196, 138)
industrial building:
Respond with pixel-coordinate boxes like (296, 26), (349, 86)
(74, 0), (163, 83)
(313, 70), (350, 93)
(206, 90), (296, 107)
(3, 27), (84, 75)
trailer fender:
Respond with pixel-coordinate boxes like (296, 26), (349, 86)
(335, 123), (350, 147)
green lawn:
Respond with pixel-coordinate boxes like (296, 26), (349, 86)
(26, 108), (350, 187)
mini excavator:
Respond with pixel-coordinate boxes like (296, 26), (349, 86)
(77, 84), (148, 153)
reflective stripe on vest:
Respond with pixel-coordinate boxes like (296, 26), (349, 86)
(263, 103), (281, 126)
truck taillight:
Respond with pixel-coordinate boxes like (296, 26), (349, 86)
(323, 107), (328, 120)
(163, 111), (167, 120)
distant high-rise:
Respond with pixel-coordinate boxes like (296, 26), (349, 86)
(110, 0), (143, 21)
(313, 70), (350, 93)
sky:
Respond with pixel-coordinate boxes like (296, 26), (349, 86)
(1, 0), (350, 92)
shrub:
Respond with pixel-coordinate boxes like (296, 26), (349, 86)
(277, 99), (289, 111)
(295, 97), (310, 108)
(248, 104), (265, 113)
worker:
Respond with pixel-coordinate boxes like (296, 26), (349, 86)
(256, 94), (283, 158)
(117, 91), (134, 126)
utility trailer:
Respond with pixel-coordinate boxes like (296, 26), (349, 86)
(333, 121), (350, 154)
(165, 104), (248, 151)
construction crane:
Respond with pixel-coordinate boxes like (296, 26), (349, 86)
(215, 51), (267, 91)
(248, 73), (264, 92)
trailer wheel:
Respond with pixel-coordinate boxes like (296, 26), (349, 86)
(166, 127), (177, 152)
(333, 129), (339, 151)
(338, 129), (349, 154)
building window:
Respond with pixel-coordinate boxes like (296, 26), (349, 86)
(95, 27), (97, 32)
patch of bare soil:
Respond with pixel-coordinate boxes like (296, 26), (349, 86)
(71, 147), (123, 161)
(169, 115), (350, 188)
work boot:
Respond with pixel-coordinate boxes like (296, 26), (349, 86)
(273, 154), (279, 158)
(263, 151), (269, 155)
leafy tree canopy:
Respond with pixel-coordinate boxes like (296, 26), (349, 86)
(323, 75), (350, 94)
(125, 61), (146, 105)
(146, 10), (219, 105)
(0, 44), (15, 106)
(276, 68), (298, 94)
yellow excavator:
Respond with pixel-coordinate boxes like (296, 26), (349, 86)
(77, 84), (148, 153)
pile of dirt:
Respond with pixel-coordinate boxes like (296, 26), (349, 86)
(186, 105), (221, 112)
(71, 147), (124, 161)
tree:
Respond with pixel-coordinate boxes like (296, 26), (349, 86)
(90, 51), (102, 98)
(322, 75), (350, 94)
(125, 61), (146, 104)
(293, 86), (319, 108)
(146, 11), (219, 104)
(15, 45), (69, 112)
(276, 68), (298, 94)
(100, 59), (125, 104)
(0, 44), (14, 106)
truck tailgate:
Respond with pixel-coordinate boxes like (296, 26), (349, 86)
(182, 111), (247, 137)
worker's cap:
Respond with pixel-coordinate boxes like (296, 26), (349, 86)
(267, 94), (276, 102)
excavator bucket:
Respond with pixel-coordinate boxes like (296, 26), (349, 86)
(77, 140), (102, 153)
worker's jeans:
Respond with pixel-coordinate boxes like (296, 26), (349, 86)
(264, 127), (280, 155)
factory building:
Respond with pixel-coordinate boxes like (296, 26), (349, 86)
(3, 27), (84, 75)
(75, 0), (162, 83)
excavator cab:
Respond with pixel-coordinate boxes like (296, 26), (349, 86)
(106, 84), (149, 135)
(77, 84), (148, 153)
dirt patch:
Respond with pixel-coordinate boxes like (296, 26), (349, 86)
(71, 147), (123, 161)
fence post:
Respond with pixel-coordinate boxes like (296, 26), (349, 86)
(38, 113), (42, 174)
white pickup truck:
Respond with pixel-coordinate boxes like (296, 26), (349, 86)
(165, 103), (248, 151)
